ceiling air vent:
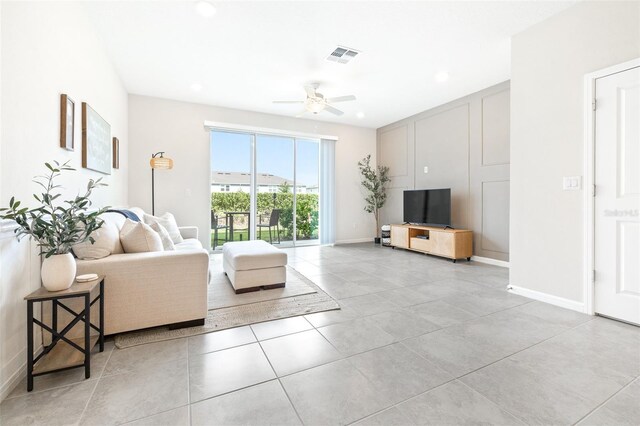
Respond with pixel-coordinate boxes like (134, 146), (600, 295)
(327, 46), (360, 64)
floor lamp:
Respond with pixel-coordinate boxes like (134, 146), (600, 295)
(150, 152), (173, 215)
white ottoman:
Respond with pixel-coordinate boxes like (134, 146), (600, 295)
(222, 240), (288, 293)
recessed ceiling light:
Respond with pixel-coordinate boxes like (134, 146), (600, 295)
(195, 1), (216, 18)
(190, 83), (203, 92)
(434, 71), (450, 83)
(356, 112), (365, 119)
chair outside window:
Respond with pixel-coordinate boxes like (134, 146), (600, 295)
(211, 211), (229, 249)
(257, 209), (281, 244)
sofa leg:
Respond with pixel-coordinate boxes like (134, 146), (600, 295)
(168, 319), (205, 330)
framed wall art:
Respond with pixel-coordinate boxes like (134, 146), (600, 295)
(112, 137), (120, 169)
(60, 94), (75, 151)
(82, 102), (111, 175)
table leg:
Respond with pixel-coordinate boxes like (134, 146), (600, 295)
(52, 299), (57, 344)
(84, 294), (91, 379)
(27, 301), (34, 392)
(99, 279), (104, 352)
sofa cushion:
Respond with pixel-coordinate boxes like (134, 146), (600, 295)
(175, 239), (203, 251)
(222, 240), (287, 271)
(143, 212), (184, 244)
(120, 219), (164, 253)
(72, 212), (125, 259)
(150, 222), (175, 251)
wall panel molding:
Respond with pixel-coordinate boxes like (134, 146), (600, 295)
(379, 125), (409, 178)
(481, 89), (511, 167)
(481, 180), (510, 254)
(377, 81), (510, 261)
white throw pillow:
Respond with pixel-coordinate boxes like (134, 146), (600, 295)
(72, 219), (122, 260)
(150, 222), (175, 251)
(119, 219), (163, 253)
(144, 212), (184, 244)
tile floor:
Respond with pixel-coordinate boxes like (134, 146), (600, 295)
(2, 243), (639, 425)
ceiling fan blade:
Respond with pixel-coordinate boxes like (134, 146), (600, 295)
(304, 85), (316, 97)
(326, 95), (356, 103)
(273, 100), (304, 104)
(324, 105), (344, 116)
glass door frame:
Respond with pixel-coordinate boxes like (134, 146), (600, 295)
(211, 128), (319, 248)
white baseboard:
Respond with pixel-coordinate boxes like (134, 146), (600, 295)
(335, 238), (375, 245)
(470, 255), (510, 268)
(0, 343), (42, 402)
(508, 285), (586, 313)
(1, 363), (26, 401)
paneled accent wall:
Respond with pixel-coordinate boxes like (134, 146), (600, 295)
(377, 81), (510, 261)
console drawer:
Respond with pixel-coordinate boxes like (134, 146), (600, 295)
(410, 237), (432, 252)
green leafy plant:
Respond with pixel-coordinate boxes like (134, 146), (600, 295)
(358, 154), (390, 238)
(211, 191), (319, 239)
(0, 161), (108, 258)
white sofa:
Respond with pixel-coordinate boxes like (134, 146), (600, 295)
(70, 208), (209, 335)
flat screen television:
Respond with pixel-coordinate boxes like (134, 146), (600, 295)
(403, 189), (451, 227)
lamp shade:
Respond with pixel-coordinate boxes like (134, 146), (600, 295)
(150, 156), (173, 170)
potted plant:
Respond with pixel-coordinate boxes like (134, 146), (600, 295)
(0, 161), (107, 291)
(357, 154), (390, 244)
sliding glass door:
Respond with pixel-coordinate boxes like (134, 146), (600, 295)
(210, 130), (320, 250)
(295, 138), (319, 246)
(255, 135), (294, 246)
(210, 131), (251, 249)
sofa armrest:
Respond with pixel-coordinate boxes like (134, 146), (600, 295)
(179, 226), (199, 240)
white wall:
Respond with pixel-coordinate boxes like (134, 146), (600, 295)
(128, 95), (377, 248)
(0, 2), (128, 400)
(510, 1), (640, 306)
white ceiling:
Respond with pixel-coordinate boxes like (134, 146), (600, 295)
(84, 1), (575, 129)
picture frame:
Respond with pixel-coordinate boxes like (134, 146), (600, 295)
(60, 94), (75, 151)
(112, 137), (120, 169)
(82, 102), (112, 175)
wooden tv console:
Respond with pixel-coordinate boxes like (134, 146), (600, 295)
(390, 224), (473, 262)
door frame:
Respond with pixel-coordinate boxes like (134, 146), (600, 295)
(583, 57), (640, 315)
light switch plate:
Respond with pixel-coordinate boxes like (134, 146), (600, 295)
(563, 176), (582, 190)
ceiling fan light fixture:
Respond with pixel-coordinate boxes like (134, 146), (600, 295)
(305, 98), (325, 113)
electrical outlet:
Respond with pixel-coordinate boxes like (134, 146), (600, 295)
(423, 166), (429, 174)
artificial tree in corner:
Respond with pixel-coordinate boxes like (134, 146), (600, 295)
(358, 154), (390, 244)
(0, 160), (107, 291)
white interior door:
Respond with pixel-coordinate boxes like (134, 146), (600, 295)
(594, 66), (640, 325)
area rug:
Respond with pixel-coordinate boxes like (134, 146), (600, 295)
(208, 269), (316, 310)
(114, 266), (340, 349)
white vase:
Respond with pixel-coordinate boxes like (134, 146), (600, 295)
(41, 253), (76, 291)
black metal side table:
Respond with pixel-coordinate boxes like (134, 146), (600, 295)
(24, 276), (105, 392)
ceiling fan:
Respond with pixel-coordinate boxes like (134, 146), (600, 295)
(273, 83), (356, 116)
